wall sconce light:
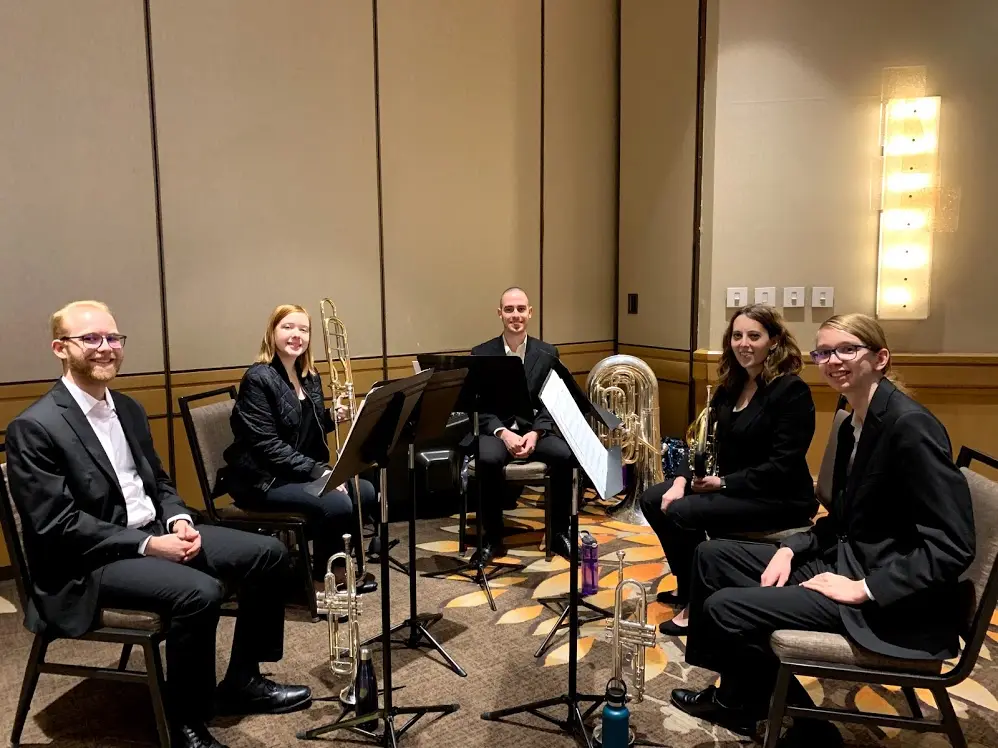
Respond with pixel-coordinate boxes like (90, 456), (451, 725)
(875, 94), (940, 320)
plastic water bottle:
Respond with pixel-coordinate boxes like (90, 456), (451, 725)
(355, 647), (378, 724)
(581, 530), (599, 596)
(599, 678), (631, 747)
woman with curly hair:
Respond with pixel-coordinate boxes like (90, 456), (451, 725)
(639, 304), (817, 634)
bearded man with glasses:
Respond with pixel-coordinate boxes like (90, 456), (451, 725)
(5, 300), (311, 748)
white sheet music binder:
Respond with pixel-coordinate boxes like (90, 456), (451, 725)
(539, 370), (623, 501)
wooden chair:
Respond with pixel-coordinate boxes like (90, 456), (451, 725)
(0, 457), (171, 748)
(177, 386), (317, 619)
(762, 446), (998, 748)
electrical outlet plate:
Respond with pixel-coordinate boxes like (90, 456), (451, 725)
(812, 286), (835, 309)
(726, 287), (748, 308)
(754, 287), (777, 306)
(783, 287), (805, 308)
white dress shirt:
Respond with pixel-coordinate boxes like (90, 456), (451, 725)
(495, 336), (528, 436)
(62, 376), (192, 554)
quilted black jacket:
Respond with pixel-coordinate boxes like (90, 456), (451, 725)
(221, 357), (334, 496)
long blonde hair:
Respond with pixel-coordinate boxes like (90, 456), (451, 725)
(818, 313), (907, 393)
(256, 304), (318, 375)
(716, 304), (804, 394)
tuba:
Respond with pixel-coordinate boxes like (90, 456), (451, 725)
(686, 384), (718, 479)
(322, 534), (363, 706)
(586, 355), (664, 525)
(604, 550), (657, 702)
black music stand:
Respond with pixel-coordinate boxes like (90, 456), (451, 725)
(360, 367), (469, 677)
(481, 367), (622, 748)
(298, 370), (460, 747)
(531, 355), (621, 657)
(416, 353), (535, 611)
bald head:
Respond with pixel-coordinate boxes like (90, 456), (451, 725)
(497, 287), (532, 338)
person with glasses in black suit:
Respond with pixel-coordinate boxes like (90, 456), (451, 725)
(5, 300), (311, 748)
(639, 304), (818, 636)
(668, 313), (975, 747)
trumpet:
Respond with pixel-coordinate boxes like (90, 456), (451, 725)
(686, 383), (718, 479)
(322, 533), (362, 705)
(604, 550), (657, 702)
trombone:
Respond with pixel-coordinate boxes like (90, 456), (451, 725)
(323, 533), (363, 705)
(319, 298), (368, 577)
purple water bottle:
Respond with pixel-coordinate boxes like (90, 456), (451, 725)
(581, 530), (599, 596)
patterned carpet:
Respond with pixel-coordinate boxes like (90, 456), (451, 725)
(1, 488), (997, 747)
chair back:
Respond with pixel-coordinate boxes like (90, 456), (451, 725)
(815, 395), (850, 507)
(0, 455), (32, 616)
(178, 387), (237, 522)
(949, 447), (998, 682)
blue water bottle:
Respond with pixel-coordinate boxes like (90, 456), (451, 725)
(599, 678), (631, 747)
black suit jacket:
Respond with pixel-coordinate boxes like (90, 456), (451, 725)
(470, 335), (559, 437)
(782, 378), (976, 660)
(5, 380), (193, 637)
(682, 373), (816, 508)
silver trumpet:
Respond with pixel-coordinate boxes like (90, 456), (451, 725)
(319, 533), (362, 706)
(605, 549), (657, 703)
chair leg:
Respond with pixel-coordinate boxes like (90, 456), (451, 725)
(459, 477), (470, 555)
(142, 640), (172, 748)
(295, 525), (318, 620)
(931, 687), (968, 748)
(118, 643), (134, 671)
(11, 634), (49, 747)
(902, 686), (923, 719)
(762, 665), (792, 748)
(544, 477), (553, 561)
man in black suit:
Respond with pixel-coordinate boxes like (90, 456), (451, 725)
(5, 300), (312, 748)
(469, 287), (573, 562)
(668, 316), (976, 746)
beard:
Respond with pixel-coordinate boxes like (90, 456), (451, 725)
(67, 353), (121, 383)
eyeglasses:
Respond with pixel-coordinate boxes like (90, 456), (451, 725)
(60, 334), (128, 350)
(809, 344), (870, 364)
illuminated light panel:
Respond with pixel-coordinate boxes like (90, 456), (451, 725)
(882, 209), (929, 231)
(882, 244), (929, 270)
(885, 172), (932, 192)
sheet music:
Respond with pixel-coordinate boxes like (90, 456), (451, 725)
(412, 360), (422, 374)
(539, 371), (623, 501)
(303, 468), (332, 497)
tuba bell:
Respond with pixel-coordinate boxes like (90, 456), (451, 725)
(586, 355), (664, 525)
(322, 533), (363, 706)
(686, 384), (718, 479)
(601, 550), (657, 712)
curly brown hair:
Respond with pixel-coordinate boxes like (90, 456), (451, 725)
(716, 304), (803, 395)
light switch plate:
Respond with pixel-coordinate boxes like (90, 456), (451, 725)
(812, 286), (835, 308)
(783, 286), (806, 308)
(726, 287), (749, 308)
(754, 287), (777, 306)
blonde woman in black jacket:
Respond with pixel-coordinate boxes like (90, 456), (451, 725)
(221, 304), (377, 590)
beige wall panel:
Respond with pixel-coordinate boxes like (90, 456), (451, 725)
(617, 0), (700, 350)
(707, 0), (998, 353)
(151, 0), (383, 369)
(379, 0), (541, 355)
(0, 0), (164, 382)
(542, 0), (617, 345)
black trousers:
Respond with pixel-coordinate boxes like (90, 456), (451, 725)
(685, 539), (844, 710)
(235, 477), (378, 580)
(476, 432), (573, 543)
(97, 524), (289, 722)
(638, 479), (814, 601)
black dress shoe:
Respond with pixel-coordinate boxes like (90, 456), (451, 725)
(172, 721), (229, 748)
(658, 618), (689, 636)
(655, 590), (688, 606)
(670, 685), (759, 736)
(216, 675), (312, 715)
(551, 532), (572, 559)
(355, 571), (378, 595)
(470, 541), (507, 566)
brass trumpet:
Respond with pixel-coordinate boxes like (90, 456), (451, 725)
(322, 533), (362, 705)
(604, 549), (657, 702)
(686, 384), (718, 479)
